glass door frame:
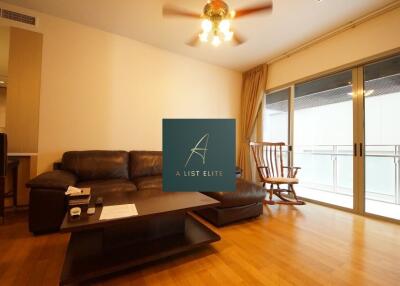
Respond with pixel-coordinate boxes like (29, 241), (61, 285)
(265, 75), (358, 212)
(356, 55), (400, 223)
(288, 86), (295, 167)
(292, 69), (356, 211)
(353, 66), (365, 215)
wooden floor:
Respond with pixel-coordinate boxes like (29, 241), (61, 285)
(1, 204), (400, 286)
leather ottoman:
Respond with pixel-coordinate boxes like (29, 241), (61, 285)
(196, 178), (266, 226)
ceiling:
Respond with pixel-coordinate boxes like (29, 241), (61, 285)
(1, 0), (395, 71)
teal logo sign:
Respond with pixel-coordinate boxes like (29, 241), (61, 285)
(163, 119), (235, 192)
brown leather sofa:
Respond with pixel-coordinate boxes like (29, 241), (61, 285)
(27, 151), (265, 234)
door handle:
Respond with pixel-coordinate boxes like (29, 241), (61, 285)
(359, 143), (363, 157)
(354, 143), (357, 157)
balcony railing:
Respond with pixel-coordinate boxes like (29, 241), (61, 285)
(292, 144), (400, 205)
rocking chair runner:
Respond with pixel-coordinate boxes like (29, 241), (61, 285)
(250, 142), (305, 205)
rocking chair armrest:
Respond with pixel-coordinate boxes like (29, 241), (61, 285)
(283, 166), (301, 178)
(283, 166), (301, 170)
(257, 166), (270, 170)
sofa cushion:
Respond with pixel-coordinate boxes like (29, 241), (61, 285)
(133, 175), (162, 190)
(62, 151), (129, 181)
(202, 178), (266, 208)
(76, 179), (136, 196)
(129, 151), (162, 179)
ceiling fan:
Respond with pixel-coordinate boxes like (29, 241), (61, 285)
(163, 0), (273, 47)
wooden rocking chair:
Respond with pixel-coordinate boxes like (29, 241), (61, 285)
(250, 142), (305, 205)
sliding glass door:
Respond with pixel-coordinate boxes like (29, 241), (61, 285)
(262, 53), (400, 220)
(293, 71), (354, 209)
(363, 55), (400, 220)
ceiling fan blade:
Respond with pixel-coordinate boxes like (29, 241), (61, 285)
(233, 2), (273, 18)
(232, 31), (246, 46)
(163, 5), (201, 18)
(186, 33), (201, 47)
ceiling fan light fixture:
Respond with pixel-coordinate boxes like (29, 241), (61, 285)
(211, 35), (221, 46)
(219, 19), (230, 33)
(163, 0), (273, 47)
(201, 19), (212, 33)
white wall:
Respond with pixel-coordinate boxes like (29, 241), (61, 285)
(267, 7), (400, 90)
(0, 2), (242, 172)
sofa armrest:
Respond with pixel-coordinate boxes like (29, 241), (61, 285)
(26, 170), (78, 190)
(53, 161), (63, 170)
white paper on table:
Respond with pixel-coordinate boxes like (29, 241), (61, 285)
(99, 204), (138, 220)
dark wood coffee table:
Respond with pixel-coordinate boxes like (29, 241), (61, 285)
(59, 190), (221, 285)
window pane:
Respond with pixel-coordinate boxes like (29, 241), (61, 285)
(263, 88), (289, 144)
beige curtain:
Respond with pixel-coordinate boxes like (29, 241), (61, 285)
(238, 64), (268, 180)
